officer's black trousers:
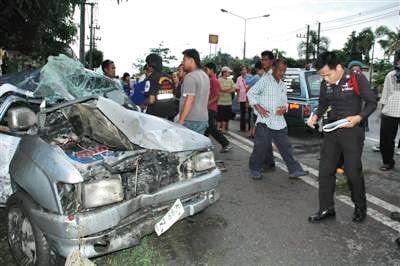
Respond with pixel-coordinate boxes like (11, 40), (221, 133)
(380, 114), (400, 167)
(319, 126), (366, 210)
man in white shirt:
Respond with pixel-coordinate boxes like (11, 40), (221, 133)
(247, 59), (307, 180)
(378, 49), (400, 171)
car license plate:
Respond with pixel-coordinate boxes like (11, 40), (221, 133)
(155, 199), (185, 236)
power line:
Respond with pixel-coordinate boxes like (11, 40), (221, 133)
(321, 3), (399, 24)
(267, 4), (398, 42)
(321, 10), (399, 32)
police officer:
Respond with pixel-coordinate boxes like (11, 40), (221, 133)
(307, 52), (377, 223)
(144, 53), (177, 120)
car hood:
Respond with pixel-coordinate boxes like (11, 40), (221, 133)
(96, 97), (212, 152)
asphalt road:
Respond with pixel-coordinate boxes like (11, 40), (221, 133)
(103, 116), (400, 265)
(2, 113), (400, 265)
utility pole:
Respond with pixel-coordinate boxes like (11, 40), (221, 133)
(79, 0), (85, 64)
(243, 19), (247, 60)
(316, 22), (321, 57)
(369, 41), (375, 82)
(296, 27), (308, 63)
(305, 24), (310, 64)
(89, 3), (94, 69)
(92, 27), (101, 49)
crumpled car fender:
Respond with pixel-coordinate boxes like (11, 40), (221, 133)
(10, 136), (83, 214)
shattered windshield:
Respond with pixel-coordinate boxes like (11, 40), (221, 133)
(34, 54), (129, 105)
(0, 68), (41, 92)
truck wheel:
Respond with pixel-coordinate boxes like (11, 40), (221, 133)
(6, 192), (52, 266)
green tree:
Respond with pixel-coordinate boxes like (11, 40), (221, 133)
(0, 0), (79, 60)
(331, 49), (351, 66)
(285, 57), (306, 68)
(272, 48), (286, 59)
(357, 27), (375, 63)
(85, 48), (104, 69)
(297, 30), (330, 60)
(373, 59), (392, 92)
(149, 42), (177, 65)
(343, 28), (376, 64)
(343, 31), (362, 61)
(376, 26), (400, 58)
(202, 52), (258, 81)
(133, 42), (177, 73)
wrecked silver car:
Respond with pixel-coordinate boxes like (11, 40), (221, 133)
(0, 55), (222, 265)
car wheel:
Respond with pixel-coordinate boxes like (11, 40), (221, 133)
(6, 192), (52, 266)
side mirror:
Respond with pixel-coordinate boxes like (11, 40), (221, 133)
(7, 107), (37, 131)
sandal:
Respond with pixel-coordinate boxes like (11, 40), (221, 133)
(379, 164), (394, 171)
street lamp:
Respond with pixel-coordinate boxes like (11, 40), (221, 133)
(221, 9), (270, 60)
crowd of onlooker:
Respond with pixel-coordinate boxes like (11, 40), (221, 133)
(100, 49), (276, 152)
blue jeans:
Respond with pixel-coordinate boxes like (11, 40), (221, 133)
(183, 120), (208, 135)
(249, 123), (303, 175)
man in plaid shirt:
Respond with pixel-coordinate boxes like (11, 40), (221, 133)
(247, 59), (307, 180)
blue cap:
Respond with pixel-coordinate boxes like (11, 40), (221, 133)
(348, 60), (366, 69)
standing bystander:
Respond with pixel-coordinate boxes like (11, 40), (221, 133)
(246, 61), (265, 138)
(204, 62), (232, 153)
(236, 66), (249, 131)
(247, 59), (308, 180)
(101, 59), (123, 90)
(121, 72), (132, 95)
(377, 49), (400, 171)
(177, 49), (210, 134)
(217, 66), (235, 133)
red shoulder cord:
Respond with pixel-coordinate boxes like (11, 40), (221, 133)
(347, 73), (360, 96)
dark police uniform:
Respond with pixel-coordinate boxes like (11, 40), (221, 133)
(316, 70), (377, 211)
(145, 72), (178, 120)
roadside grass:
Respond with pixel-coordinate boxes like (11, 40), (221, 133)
(94, 237), (163, 266)
(336, 175), (350, 195)
(0, 210), (16, 266)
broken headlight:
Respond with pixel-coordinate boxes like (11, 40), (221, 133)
(82, 175), (124, 208)
(192, 151), (216, 172)
(57, 182), (80, 214)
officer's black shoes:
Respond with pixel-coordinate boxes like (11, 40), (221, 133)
(352, 207), (367, 223)
(308, 209), (336, 223)
(379, 164), (394, 171)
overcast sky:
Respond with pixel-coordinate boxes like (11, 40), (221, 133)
(72, 0), (399, 75)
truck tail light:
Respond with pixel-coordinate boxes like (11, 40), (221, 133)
(289, 103), (300, 110)
(303, 105), (311, 117)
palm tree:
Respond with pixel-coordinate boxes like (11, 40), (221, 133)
(297, 30), (330, 60)
(376, 26), (400, 58)
(271, 48), (286, 59)
(357, 27), (375, 63)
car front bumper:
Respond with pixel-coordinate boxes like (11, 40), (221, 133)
(28, 168), (222, 258)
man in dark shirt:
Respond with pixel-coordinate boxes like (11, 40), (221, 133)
(143, 54), (162, 114)
(144, 54), (177, 120)
(204, 62), (232, 153)
(307, 52), (377, 224)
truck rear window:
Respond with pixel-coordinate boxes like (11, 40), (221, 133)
(305, 72), (322, 97)
(283, 74), (301, 96)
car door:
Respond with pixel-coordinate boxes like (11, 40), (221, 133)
(0, 133), (20, 205)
